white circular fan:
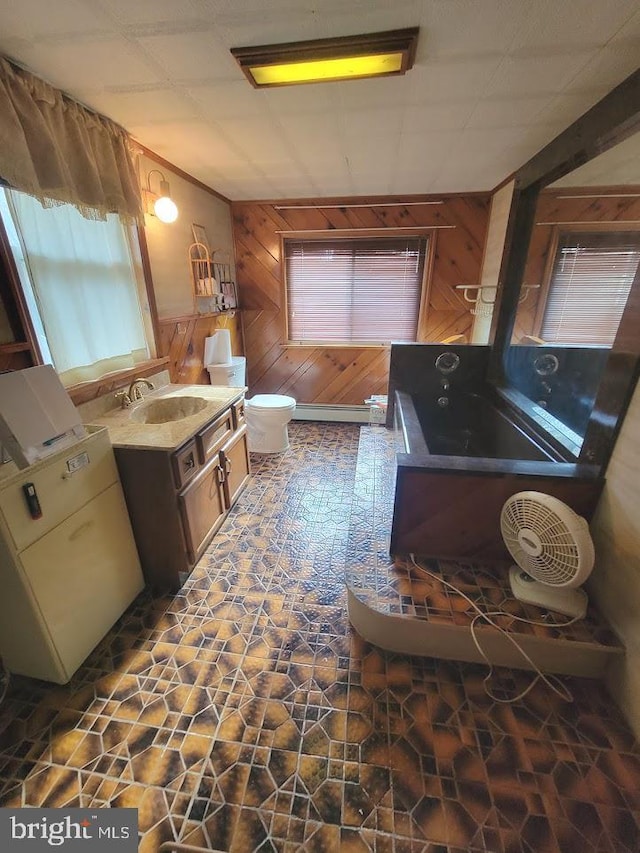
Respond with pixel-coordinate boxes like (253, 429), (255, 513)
(500, 491), (595, 619)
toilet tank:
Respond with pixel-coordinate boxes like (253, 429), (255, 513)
(207, 356), (246, 386)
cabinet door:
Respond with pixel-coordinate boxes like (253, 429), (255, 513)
(179, 454), (226, 561)
(19, 483), (144, 682)
(220, 426), (251, 509)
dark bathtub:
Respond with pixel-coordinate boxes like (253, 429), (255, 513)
(397, 390), (559, 461)
(391, 389), (603, 562)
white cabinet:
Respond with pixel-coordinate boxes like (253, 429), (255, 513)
(0, 427), (143, 683)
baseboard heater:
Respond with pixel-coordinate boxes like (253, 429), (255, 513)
(292, 404), (371, 423)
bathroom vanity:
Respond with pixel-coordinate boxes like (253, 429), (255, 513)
(90, 385), (250, 592)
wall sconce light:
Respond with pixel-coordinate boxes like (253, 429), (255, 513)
(230, 28), (419, 88)
(144, 169), (178, 223)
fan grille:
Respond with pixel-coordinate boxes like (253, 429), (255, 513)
(500, 492), (594, 587)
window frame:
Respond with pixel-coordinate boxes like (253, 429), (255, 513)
(281, 229), (431, 347)
(0, 193), (163, 398)
(532, 222), (640, 344)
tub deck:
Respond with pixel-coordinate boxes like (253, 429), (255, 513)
(346, 425), (623, 677)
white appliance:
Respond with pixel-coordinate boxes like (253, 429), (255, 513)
(500, 491), (595, 619)
(0, 368), (144, 683)
(0, 365), (86, 468)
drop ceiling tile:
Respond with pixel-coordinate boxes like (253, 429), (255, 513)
(402, 101), (476, 134)
(341, 109), (404, 143)
(96, 0), (204, 27)
(417, 0), (526, 60)
(0, 0), (114, 40)
(84, 89), (202, 126)
(406, 56), (504, 103)
(508, 0), (640, 53)
(533, 88), (613, 132)
(276, 115), (343, 158)
(484, 51), (598, 99)
(564, 39), (640, 91)
(135, 31), (239, 81)
(336, 74), (421, 110)
(465, 96), (556, 130)
(186, 81), (267, 119)
(16, 37), (163, 92)
(397, 130), (459, 165)
(262, 85), (338, 117)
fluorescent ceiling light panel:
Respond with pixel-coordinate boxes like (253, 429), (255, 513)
(231, 28), (419, 88)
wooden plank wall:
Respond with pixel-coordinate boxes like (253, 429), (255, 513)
(231, 195), (490, 405)
(158, 312), (244, 385)
(515, 188), (640, 340)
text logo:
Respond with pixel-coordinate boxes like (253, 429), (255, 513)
(0, 809), (137, 851)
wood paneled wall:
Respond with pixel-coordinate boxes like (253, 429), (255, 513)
(515, 188), (640, 340)
(158, 312), (244, 385)
(231, 196), (490, 405)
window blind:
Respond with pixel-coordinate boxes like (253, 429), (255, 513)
(541, 231), (640, 345)
(285, 237), (426, 344)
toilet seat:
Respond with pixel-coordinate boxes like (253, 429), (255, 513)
(246, 394), (296, 411)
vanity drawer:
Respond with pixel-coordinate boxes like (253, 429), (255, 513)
(232, 398), (245, 428)
(197, 409), (234, 464)
(172, 440), (199, 489)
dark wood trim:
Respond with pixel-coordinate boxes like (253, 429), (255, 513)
(136, 223), (162, 356)
(515, 69), (640, 190)
(0, 214), (42, 362)
(581, 258), (640, 467)
(0, 341), (31, 353)
(137, 144), (231, 205)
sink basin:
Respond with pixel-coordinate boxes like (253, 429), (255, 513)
(131, 396), (208, 424)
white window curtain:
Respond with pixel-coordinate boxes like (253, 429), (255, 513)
(4, 189), (151, 385)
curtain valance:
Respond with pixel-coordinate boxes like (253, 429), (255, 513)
(0, 56), (143, 223)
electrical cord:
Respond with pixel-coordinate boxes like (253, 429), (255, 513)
(409, 553), (580, 704)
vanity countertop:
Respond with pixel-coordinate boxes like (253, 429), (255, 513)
(86, 384), (245, 451)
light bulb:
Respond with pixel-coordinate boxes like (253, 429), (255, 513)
(154, 195), (178, 223)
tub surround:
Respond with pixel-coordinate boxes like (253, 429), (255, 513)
(386, 342), (491, 426)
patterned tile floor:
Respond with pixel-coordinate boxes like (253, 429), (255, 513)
(0, 422), (638, 853)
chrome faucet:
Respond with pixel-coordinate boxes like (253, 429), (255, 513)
(115, 378), (154, 409)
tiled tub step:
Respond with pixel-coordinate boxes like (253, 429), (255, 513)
(346, 426), (624, 678)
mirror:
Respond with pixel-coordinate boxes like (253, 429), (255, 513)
(503, 132), (640, 449)
(489, 69), (640, 467)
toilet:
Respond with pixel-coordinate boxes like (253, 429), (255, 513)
(244, 394), (297, 453)
(204, 333), (296, 453)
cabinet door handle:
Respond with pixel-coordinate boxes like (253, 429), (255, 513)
(216, 465), (225, 485)
(69, 520), (95, 541)
(184, 455), (195, 471)
(224, 458), (232, 476)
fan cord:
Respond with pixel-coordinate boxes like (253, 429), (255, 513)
(409, 554), (580, 704)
